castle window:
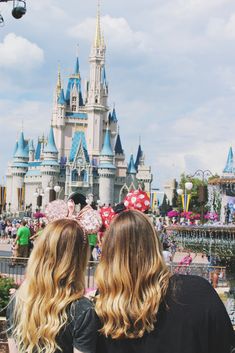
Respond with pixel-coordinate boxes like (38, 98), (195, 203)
(72, 105), (76, 112)
(72, 97), (77, 103)
(72, 169), (78, 182)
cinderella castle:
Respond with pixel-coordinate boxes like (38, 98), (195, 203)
(5, 5), (152, 213)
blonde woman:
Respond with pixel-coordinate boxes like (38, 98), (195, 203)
(7, 218), (99, 353)
(95, 210), (235, 353)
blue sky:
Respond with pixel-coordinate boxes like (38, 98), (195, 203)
(1, 0), (235, 188)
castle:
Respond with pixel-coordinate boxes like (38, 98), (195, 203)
(5, 5), (152, 213)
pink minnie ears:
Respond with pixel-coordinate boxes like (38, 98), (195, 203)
(45, 200), (68, 223)
(100, 206), (116, 228)
(124, 190), (150, 212)
(76, 205), (102, 234)
(45, 200), (102, 234)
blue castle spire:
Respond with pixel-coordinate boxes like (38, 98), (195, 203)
(58, 88), (66, 105)
(44, 127), (58, 154)
(74, 56), (80, 75)
(128, 154), (137, 174)
(14, 131), (28, 158)
(114, 133), (123, 154)
(135, 144), (143, 170)
(100, 128), (114, 156)
(223, 146), (233, 173)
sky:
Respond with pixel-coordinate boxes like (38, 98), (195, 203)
(1, 0), (235, 188)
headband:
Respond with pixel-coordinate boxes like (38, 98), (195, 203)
(99, 190), (151, 228)
(45, 199), (102, 236)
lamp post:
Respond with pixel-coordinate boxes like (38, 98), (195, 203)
(190, 169), (213, 224)
(45, 178), (61, 201)
(34, 187), (44, 211)
(0, 0), (27, 25)
(177, 181), (193, 215)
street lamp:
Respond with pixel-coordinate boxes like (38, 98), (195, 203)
(0, 0), (27, 25)
(45, 178), (61, 201)
(34, 187), (44, 211)
(177, 181), (193, 213)
(190, 169), (213, 224)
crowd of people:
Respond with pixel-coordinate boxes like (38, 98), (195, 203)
(0, 217), (46, 264)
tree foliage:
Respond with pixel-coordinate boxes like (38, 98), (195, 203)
(177, 173), (209, 214)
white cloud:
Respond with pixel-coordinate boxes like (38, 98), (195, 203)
(0, 99), (51, 177)
(0, 33), (44, 70)
(68, 15), (148, 52)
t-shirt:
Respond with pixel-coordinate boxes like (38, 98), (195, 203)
(7, 296), (99, 353)
(162, 250), (172, 264)
(96, 275), (235, 353)
(16, 226), (30, 245)
(88, 233), (97, 246)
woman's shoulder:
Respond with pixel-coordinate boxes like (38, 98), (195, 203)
(70, 296), (94, 317)
(168, 274), (216, 303)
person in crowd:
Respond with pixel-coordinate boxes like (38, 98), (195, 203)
(30, 222), (46, 242)
(162, 242), (172, 265)
(7, 218), (99, 353)
(14, 220), (30, 259)
(95, 210), (235, 353)
(88, 232), (98, 262)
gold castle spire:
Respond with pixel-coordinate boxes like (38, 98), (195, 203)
(56, 62), (62, 95)
(94, 0), (102, 48)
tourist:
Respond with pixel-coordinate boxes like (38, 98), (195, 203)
(14, 220), (30, 259)
(95, 210), (235, 353)
(162, 242), (172, 264)
(7, 219), (99, 353)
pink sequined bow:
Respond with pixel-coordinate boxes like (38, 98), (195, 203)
(45, 199), (102, 235)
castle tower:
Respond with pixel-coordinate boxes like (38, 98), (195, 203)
(41, 127), (60, 207)
(10, 131), (29, 211)
(114, 129), (126, 178)
(127, 154), (137, 189)
(98, 127), (116, 205)
(135, 144), (153, 192)
(86, 1), (109, 157)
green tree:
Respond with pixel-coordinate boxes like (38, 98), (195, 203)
(177, 173), (209, 214)
(160, 194), (172, 216)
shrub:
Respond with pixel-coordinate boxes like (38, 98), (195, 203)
(0, 276), (17, 316)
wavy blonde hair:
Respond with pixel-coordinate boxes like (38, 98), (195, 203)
(95, 210), (170, 339)
(12, 218), (89, 353)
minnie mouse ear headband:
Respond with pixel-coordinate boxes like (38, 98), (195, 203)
(45, 199), (102, 235)
(123, 189), (150, 212)
(99, 206), (116, 228)
(99, 190), (151, 228)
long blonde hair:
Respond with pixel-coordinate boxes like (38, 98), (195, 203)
(95, 210), (170, 339)
(12, 218), (89, 353)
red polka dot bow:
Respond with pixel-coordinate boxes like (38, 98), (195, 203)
(124, 190), (150, 212)
(99, 206), (116, 228)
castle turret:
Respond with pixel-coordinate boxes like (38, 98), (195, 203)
(135, 144), (153, 192)
(10, 131), (29, 211)
(223, 146), (233, 174)
(98, 128), (116, 205)
(28, 139), (35, 162)
(127, 154), (137, 175)
(86, 2), (109, 156)
(41, 127), (60, 207)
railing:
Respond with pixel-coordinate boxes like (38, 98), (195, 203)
(169, 263), (228, 287)
(0, 257), (228, 288)
(0, 257), (98, 289)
